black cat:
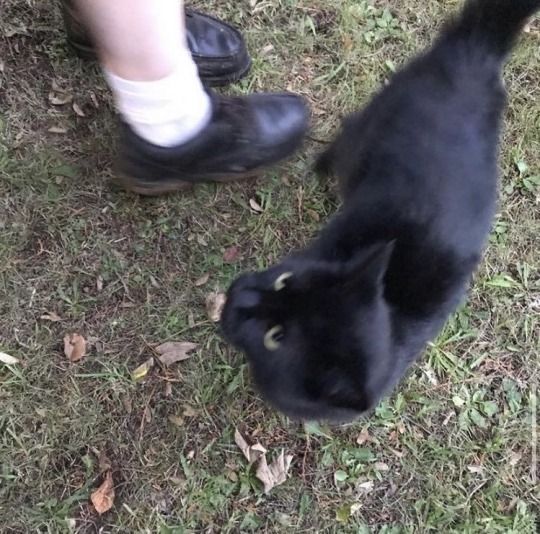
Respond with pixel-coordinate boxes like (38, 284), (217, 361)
(221, 0), (540, 421)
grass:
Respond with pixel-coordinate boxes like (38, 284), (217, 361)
(1, 0), (539, 531)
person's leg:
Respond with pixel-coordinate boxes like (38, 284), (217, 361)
(76, 0), (186, 81)
(73, 0), (309, 195)
(75, 0), (210, 147)
(60, 0), (252, 86)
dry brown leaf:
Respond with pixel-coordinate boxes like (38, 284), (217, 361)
(48, 126), (68, 134)
(90, 92), (99, 108)
(223, 246), (240, 263)
(194, 273), (210, 287)
(0, 352), (19, 365)
(356, 428), (370, 445)
(374, 462), (390, 472)
(467, 465), (484, 474)
(63, 333), (87, 362)
(183, 405), (198, 417)
(48, 91), (72, 106)
(41, 311), (63, 322)
(131, 358), (154, 381)
(90, 471), (115, 514)
(72, 102), (85, 117)
(249, 198), (264, 213)
(168, 414), (184, 427)
(256, 451), (293, 494)
(357, 480), (374, 493)
(122, 395), (133, 414)
(144, 406), (152, 423)
(206, 292), (226, 322)
(155, 341), (198, 366)
(234, 428), (267, 463)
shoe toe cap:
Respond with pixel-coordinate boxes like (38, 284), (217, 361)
(252, 93), (310, 150)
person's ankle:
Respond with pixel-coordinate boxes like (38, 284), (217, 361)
(104, 56), (212, 147)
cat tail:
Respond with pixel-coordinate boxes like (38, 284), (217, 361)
(444, 0), (540, 56)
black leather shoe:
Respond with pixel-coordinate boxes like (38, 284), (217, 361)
(115, 92), (310, 196)
(59, 1), (251, 86)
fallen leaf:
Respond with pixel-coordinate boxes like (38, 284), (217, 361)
(0, 352), (19, 365)
(122, 395), (133, 414)
(467, 465), (484, 474)
(256, 451), (293, 494)
(249, 198), (264, 213)
(63, 333), (87, 362)
(223, 246), (240, 263)
(206, 292), (226, 322)
(90, 92), (99, 108)
(194, 273), (210, 287)
(131, 358), (154, 381)
(144, 406), (152, 423)
(356, 428), (370, 445)
(155, 341), (197, 366)
(48, 91), (72, 106)
(72, 102), (85, 117)
(90, 471), (115, 515)
(336, 504), (352, 523)
(41, 311), (63, 322)
(234, 428), (266, 463)
(182, 405), (198, 417)
(357, 480), (374, 493)
(168, 414), (184, 427)
(48, 126), (68, 134)
(374, 462), (390, 471)
(304, 421), (332, 438)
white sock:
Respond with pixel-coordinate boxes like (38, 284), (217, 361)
(104, 52), (212, 147)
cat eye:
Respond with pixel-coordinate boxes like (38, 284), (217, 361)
(264, 325), (285, 351)
(273, 272), (293, 291)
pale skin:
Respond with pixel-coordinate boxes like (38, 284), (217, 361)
(74, 0), (187, 81)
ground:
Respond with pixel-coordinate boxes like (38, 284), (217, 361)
(1, 0), (539, 532)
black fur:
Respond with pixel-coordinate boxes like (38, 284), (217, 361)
(221, 0), (539, 421)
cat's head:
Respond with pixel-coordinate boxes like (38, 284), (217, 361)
(221, 242), (396, 422)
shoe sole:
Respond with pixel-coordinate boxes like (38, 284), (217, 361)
(115, 169), (260, 196)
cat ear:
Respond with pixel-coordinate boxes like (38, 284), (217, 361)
(346, 240), (396, 286)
